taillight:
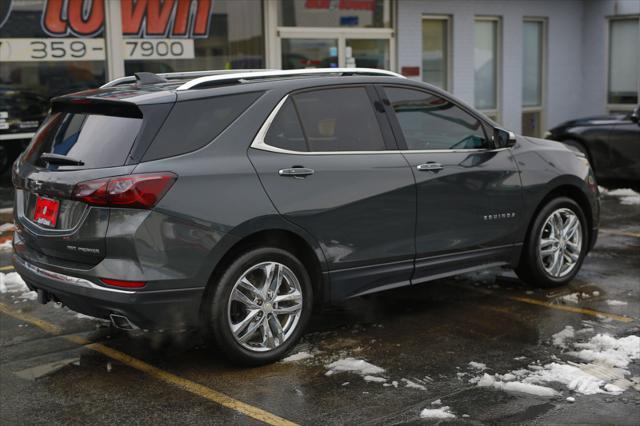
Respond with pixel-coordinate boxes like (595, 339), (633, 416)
(72, 173), (176, 209)
(100, 278), (146, 288)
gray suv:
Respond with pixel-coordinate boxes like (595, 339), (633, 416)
(12, 69), (599, 365)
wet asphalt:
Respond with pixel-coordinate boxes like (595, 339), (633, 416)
(0, 179), (639, 425)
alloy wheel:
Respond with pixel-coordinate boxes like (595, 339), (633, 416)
(538, 208), (583, 278)
(227, 261), (303, 352)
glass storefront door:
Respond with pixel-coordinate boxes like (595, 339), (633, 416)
(278, 31), (393, 70)
(346, 38), (390, 69)
(281, 38), (338, 69)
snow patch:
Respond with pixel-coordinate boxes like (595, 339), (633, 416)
(568, 334), (640, 368)
(471, 330), (640, 397)
(282, 351), (314, 363)
(0, 223), (15, 232)
(363, 375), (386, 383)
(558, 293), (580, 304)
(468, 361), (487, 371)
(552, 325), (575, 348)
(402, 378), (426, 390)
(605, 188), (640, 205)
(420, 406), (456, 420)
(0, 272), (36, 302)
(325, 358), (384, 376)
(606, 300), (628, 306)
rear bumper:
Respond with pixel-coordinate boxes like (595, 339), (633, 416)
(13, 254), (205, 330)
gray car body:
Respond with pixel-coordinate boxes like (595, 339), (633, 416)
(12, 76), (599, 330)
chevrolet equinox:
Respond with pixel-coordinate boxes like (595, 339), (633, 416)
(12, 69), (599, 365)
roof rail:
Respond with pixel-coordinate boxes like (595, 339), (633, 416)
(175, 68), (405, 91)
(100, 69), (270, 88)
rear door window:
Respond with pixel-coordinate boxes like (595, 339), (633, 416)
(264, 99), (308, 152)
(24, 112), (143, 170)
(292, 87), (386, 152)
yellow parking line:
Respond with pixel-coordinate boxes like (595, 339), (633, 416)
(599, 229), (640, 238)
(0, 303), (298, 426)
(0, 265), (15, 271)
(455, 284), (635, 323)
(508, 295), (635, 323)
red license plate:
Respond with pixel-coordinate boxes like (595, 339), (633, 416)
(34, 196), (60, 228)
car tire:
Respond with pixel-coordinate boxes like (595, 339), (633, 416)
(516, 197), (589, 288)
(203, 247), (313, 366)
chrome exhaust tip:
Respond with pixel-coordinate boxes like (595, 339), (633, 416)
(109, 314), (139, 330)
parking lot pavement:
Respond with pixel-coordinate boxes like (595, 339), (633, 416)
(1, 185), (639, 425)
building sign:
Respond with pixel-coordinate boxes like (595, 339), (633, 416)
(0, 0), (209, 61)
(0, 0), (213, 38)
(41, 0), (213, 38)
(0, 38), (194, 61)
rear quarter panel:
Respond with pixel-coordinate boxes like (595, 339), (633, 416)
(129, 90), (328, 293)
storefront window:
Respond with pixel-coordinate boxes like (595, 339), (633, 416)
(522, 21), (543, 108)
(422, 17), (450, 90)
(522, 19), (545, 138)
(0, 1), (106, 101)
(279, 0), (390, 28)
(124, 0), (264, 74)
(608, 18), (639, 105)
(474, 18), (499, 116)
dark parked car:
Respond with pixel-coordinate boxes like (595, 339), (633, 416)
(546, 105), (640, 190)
(0, 86), (49, 174)
(12, 69), (599, 365)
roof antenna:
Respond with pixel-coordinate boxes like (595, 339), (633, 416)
(134, 72), (168, 85)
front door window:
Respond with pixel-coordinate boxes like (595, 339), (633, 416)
(384, 87), (489, 150)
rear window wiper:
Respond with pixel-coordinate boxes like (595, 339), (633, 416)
(40, 153), (85, 166)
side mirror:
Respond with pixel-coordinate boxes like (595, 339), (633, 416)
(630, 104), (640, 124)
(493, 127), (517, 148)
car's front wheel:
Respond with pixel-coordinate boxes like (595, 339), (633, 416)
(516, 197), (588, 288)
(204, 247), (313, 365)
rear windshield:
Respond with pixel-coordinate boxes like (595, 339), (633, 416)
(23, 112), (143, 170)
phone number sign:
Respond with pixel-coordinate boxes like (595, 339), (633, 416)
(0, 38), (194, 62)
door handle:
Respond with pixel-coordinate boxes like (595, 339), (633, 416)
(278, 167), (315, 178)
(416, 162), (444, 172)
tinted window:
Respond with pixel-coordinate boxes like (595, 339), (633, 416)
(264, 99), (307, 152)
(292, 87), (385, 152)
(385, 87), (488, 150)
(24, 112), (142, 170)
(144, 92), (262, 161)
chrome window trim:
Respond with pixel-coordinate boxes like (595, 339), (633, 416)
(17, 257), (135, 294)
(250, 95), (511, 156)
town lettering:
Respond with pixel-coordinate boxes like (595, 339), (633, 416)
(42, 0), (212, 38)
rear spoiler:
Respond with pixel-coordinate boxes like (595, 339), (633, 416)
(50, 97), (143, 119)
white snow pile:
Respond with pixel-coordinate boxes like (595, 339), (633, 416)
(325, 358), (385, 377)
(0, 272), (36, 300)
(552, 325), (575, 349)
(401, 378), (426, 390)
(603, 188), (640, 205)
(606, 300), (628, 306)
(0, 223), (15, 232)
(282, 351), (315, 363)
(470, 329), (640, 397)
(555, 291), (600, 304)
(420, 406), (456, 420)
(568, 333), (640, 368)
(468, 361), (487, 371)
(0, 239), (12, 252)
